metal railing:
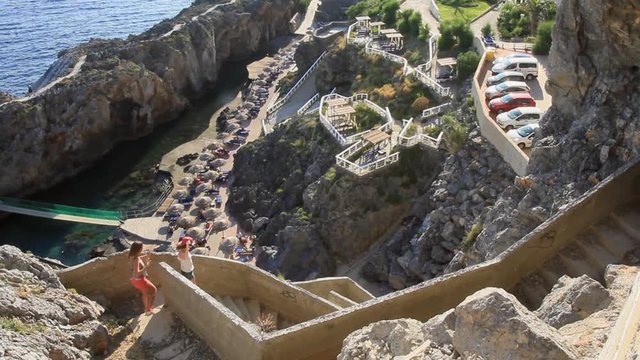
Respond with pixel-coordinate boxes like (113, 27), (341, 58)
(422, 102), (452, 118)
(397, 117), (444, 149)
(365, 41), (409, 75)
(265, 51), (328, 121)
(120, 180), (174, 219)
(297, 93), (320, 115)
(336, 144), (400, 176)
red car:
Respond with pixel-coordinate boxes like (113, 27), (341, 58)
(488, 93), (536, 114)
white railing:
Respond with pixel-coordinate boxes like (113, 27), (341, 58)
(411, 67), (451, 97)
(266, 51), (328, 121)
(337, 147), (401, 176)
(297, 93), (320, 115)
(365, 42), (409, 75)
(319, 111), (349, 146)
(397, 117), (443, 149)
(422, 102), (451, 118)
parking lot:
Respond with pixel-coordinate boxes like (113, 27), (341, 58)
(476, 48), (553, 156)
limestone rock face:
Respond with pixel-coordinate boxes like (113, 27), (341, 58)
(0, 0), (296, 196)
(0, 245), (107, 359)
(338, 319), (426, 360)
(452, 288), (578, 360)
(468, 0), (640, 264)
(535, 275), (612, 328)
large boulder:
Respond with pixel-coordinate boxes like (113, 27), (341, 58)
(452, 288), (578, 360)
(338, 319), (426, 360)
(535, 275), (612, 328)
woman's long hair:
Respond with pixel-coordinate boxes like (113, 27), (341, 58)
(129, 241), (143, 258)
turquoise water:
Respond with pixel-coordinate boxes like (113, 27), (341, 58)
(0, 62), (247, 265)
(0, 0), (193, 95)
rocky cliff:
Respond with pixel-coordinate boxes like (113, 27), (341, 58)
(227, 116), (442, 280)
(0, 0), (296, 196)
(461, 0), (640, 265)
(0, 245), (108, 359)
(339, 265), (639, 359)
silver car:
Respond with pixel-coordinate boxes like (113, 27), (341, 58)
(486, 71), (526, 86)
(485, 81), (530, 100)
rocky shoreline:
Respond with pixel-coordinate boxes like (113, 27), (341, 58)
(0, 0), (297, 197)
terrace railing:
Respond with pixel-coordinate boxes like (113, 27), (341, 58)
(422, 102), (452, 118)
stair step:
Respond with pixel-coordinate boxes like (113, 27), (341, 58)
(537, 257), (565, 289)
(610, 209), (640, 242)
(591, 223), (637, 259)
(575, 233), (620, 271)
(233, 297), (251, 321)
(278, 318), (296, 329)
(222, 296), (247, 321)
(327, 290), (358, 308)
(557, 243), (603, 282)
(245, 299), (261, 323)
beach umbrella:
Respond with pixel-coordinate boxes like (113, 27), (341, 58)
(203, 208), (221, 220)
(273, 54), (281, 60)
(257, 72), (267, 79)
(186, 226), (206, 240)
(246, 94), (258, 102)
(254, 79), (266, 86)
(172, 189), (188, 199)
(243, 102), (255, 109)
(168, 203), (184, 215)
(188, 164), (205, 174)
(218, 236), (239, 254)
(201, 170), (218, 180)
(212, 158), (226, 167)
(195, 183), (211, 194)
(192, 247), (209, 255)
(235, 112), (248, 122)
(217, 132), (229, 139)
(177, 215), (196, 228)
(206, 141), (221, 150)
(226, 123), (239, 132)
(194, 196), (212, 208)
(199, 152), (213, 161)
(213, 218), (230, 231)
(178, 176), (193, 186)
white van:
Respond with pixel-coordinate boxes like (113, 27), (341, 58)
(491, 57), (538, 80)
(496, 107), (543, 130)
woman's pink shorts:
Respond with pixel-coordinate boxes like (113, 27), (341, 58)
(130, 277), (155, 292)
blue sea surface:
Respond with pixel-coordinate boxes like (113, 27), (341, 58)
(0, 0), (193, 95)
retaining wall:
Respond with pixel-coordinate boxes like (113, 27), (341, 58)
(471, 51), (529, 176)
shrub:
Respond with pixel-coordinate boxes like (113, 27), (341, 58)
(418, 23), (430, 41)
(481, 23), (493, 37)
(456, 51), (481, 79)
(461, 222), (483, 251)
(382, 0), (400, 24)
(405, 124), (419, 137)
(423, 124), (442, 136)
(497, 2), (530, 39)
(466, 95), (474, 108)
(532, 20), (554, 55)
(346, 1), (369, 18)
(442, 113), (468, 154)
(396, 9), (422, 37)
(355, 104), (385, 131)
(411, 96), (431, 114)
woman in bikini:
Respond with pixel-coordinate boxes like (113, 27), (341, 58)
(128, 242), (158, 314)
(176, 237), (196, 284)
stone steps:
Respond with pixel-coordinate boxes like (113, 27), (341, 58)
(513, 204), (640, 310)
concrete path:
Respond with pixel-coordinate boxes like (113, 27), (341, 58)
(294, 0), (320, 35)
(0, 55), (87, 108)
(400, 0), (440, 35)
(273, 69), (318, 122)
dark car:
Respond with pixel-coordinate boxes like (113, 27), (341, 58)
(483, 35), (496, 47)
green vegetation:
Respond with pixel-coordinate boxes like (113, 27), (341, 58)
(405, 124), (419, 137)
(436, 0), (491, 22)
(461, 222), (483, 251)
(346, 0), (400, 24)
(396, 9), (422, 38)
(0, 317), (47, 334)
(466, 95), (474, 108)
(456, 51), (481, 79)
(442, 113), (468, 154)
(323, 167), (337, 183)
(411, 96), (431, 114)
(355, 104), (385, 131)
(423, 124), (443, 137)
(438, 19), (474, 53)
(533, 20), (554, 55)
(296, 0), (311, 12)
(498, 0), (556, 39)
(481, 23), (493, 37)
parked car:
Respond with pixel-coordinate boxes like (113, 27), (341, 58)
(491, 57), (539, 79)
(507, 123), (539, 149)
(486, 71), (526, 86)
(483, 35), (497, 47)
(496, 107), (544, 130)
(488, 93), (536, 113)
(485, 81), (530, 100)
(493, 52), (533, 65)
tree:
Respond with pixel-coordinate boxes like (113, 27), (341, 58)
(442, 114), (468, 155)
(532, 20), (554, 55)
(523, 0), (556, 35)
(456, 51), (480, 79)
(382, 0), (400, 25)
(418, 23), (430, 41)
(346, 2), (369, 19)
(481, 23), (493, 37)
(396, 9), (422, 37)
(438, 19), (474, 52)
(497, 2), (530, 39)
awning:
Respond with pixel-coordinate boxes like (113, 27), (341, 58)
(362, 129), (391, 144)
(326, 98), (349, 108)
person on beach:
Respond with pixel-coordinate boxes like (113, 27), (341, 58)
(128, 242), (158, 314)
(177, 237), (196, 284)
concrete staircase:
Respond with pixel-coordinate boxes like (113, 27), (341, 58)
(512, 204), (640, 309)
(214, 295), (296, 330)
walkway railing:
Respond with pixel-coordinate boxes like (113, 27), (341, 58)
(422, 102), (451, 118)
(397, 117), (444, 149)
(297, 93), (320, 115)
(336, 144), (401, 176)
(120, 180), (174, 219)
(365, 42), (409, 75)
(265, 51), (328, 122)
